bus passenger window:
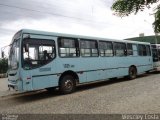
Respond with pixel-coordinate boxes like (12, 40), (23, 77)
(138, 45), (147, 56)
(127, 43), (133, 56)
(114, 42), (126, 56)
(58, 38), (79, 57)
(99, 41), (113, 57)
(80, 40), (98, 57)
(146, 45), (151, 56)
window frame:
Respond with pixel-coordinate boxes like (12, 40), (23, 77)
(80, 39), (99, 57)
(99, 40), (113, 57)
(127, 43), (133, 56)
(58, 37), (79, 58)
(138, 44), (147, 56)
(113, 42), (127, 57)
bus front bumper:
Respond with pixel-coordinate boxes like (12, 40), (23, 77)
(8, 79), (23, 91)
(8, 81), (18, 91)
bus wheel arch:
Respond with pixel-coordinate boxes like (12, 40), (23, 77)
(59, 70), (79, 94)
(128, 65), (137, 80)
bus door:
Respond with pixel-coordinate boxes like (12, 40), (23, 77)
(22, 34), (57, 91)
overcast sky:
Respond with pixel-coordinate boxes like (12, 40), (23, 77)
(0, 0), (156, 56)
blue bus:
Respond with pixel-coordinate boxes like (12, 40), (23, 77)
(8, 29), (153, 94)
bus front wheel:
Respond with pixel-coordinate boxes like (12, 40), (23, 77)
(59, 75), (76, 94)
(128, 66), (137, 80)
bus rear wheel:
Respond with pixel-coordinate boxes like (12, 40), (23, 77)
(59, 75), (76, 94)
(128, 66), (137, 80)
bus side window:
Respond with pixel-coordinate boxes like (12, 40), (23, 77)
(138, 44), (147, 56)
(58, 37), (79, 57)
(99, 41), (113, 57)
(114, 42), (126, 57)
(146, 45), (151, 56)
(80, 39), (98, 57)
(127, 43), (133, 56)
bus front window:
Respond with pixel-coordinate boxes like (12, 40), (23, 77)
(9, 39), (20, 70)
(23, 39), (55, 70)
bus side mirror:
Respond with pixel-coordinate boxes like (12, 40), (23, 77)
(25, 44), (29, 52)
(1, 51), (4, 58)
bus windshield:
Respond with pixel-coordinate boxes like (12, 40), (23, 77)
(9, 39), (20, 70)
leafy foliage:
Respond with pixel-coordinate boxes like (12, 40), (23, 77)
(0, 58), (8, 73)
(153, 7), (160, 32)
(111, 0), (160, 32)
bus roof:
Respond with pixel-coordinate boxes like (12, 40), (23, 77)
(19, 29), (150, 45)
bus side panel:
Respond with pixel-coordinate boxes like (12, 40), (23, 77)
(21, 70), (33, 91)
(107, 57), (128, 77)
(56, 57), (129, 83)
(21, 59), (59, 91)
(31, 60), (59, 90)
(56, 58), (87, 83)
(84, 58), (102, 82)
(32, 75), (59, 90)
(136, 56), (152, 74)
(55, 55), (152, 86)
(84, 57), (129, 82)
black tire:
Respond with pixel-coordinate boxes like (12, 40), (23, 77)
(128, 66), (137, 80)
(59, 75), (76, 94)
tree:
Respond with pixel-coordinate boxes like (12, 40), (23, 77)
(0, 58), (8, 73)
(111, 0), (160, 33)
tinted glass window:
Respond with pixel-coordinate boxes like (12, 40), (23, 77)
(138, 45), (147, 56)
(58, 38), (79, 57)
(99, 41), (113, 57)
(127, 43), (133, 56)
(146, 45), (151, 56)
(80, 40), (98, 57)
(114, 42), (126, 56)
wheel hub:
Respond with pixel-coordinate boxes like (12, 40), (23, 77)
(64, 80), (73, 90)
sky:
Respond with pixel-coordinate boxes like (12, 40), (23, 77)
(0, 0), (156, 57)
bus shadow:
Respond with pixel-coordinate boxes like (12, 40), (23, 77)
(9, 73), (151, 103)
(149, 71), (160, 74)
(76, 74), (149, 92)
(8, 90), (60, 103)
